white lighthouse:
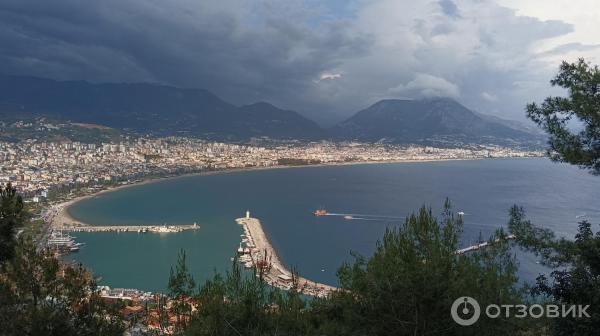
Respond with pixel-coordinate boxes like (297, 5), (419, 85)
(246, 210), (250, 219)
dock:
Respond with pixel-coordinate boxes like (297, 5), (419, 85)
(58, 223), (200, 233)
(236, 215), (337, 298)
(455, 234), (516, 255)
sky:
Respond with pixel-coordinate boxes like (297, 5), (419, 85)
(1, 0), (599, 125)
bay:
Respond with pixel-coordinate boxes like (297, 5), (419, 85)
(67, 158), (600, 292)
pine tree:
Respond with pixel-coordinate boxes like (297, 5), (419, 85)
(527, 58), (600, 174)
(168, 249), (197, 332)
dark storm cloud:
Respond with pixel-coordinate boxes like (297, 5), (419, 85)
(0, 0), (370, 119)
(0, 0), (587, 123)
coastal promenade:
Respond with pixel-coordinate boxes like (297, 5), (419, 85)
(236, 216), (337, 298)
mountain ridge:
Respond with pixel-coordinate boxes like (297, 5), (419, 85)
(0, 74), (540, 145)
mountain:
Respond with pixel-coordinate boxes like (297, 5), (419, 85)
(0, 74), (322, 140)
(0, 74), (541, 145)
(332, 98), (541, 145)
(473, 111), (546, 137)
(238, 102), (323, 139)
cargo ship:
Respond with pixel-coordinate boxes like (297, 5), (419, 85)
(313, 209), (327, 216)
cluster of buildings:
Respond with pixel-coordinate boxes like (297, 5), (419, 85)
(0, 137), (542, 201)
(97, 286), (195, 335)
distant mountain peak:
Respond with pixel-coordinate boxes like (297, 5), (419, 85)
(333, 97), (541, 146)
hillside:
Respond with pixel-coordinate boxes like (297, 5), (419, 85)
(0, 75), (541, 145)
(0, 75), (322, 140)
(332, 98), (541, 145)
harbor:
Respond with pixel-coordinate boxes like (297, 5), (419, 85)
(43, 199), (201, 254)
(236, 212), (337, 298)
(48, 159), (585, 294)
(46, 230), (85, 254)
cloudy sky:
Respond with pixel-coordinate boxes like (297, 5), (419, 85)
(1, 0), (599, 124)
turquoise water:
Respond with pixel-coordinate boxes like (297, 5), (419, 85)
(67, 159), (600, 292)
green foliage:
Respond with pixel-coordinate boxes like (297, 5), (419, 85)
(182, 201), (538, 335)
(277, 158), (322, 166)
(185, 257), (311, 336)
(0, 183), (24, 264)
(0, 186), (125, 335)
(318, 201), (527, 335)
(0, 238), (125, 336)
(526, 58), (600, 174)
(509, 206), (600, 335)
(169, 249), (197, 332)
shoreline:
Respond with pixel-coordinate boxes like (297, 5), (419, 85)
(49, 157), (498, 229)
(42, 156), (542, 296)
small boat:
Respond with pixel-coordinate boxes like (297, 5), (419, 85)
(314, 209), (327, 216)
(343, 215), (353, 220)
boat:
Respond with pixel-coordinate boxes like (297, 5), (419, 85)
(47, 230), (82, 254)
(343, 215), (353, 220)
(314, 209), (327, 216)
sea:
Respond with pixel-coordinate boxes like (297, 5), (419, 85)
(66, 158), (600, 293)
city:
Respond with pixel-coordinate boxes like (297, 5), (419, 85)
(1, 1), (599, 335)
(1, 136), (542, 201)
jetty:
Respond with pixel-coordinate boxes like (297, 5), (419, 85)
(455, 234), (516, 255)
(236, 213), (336, 298)
(58, 223), (200, 233)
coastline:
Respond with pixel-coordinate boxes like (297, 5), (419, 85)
(42, 156), (547, 296)
(49, 157), (491, 229)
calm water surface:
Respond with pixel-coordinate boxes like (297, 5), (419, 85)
(68, 158), (600, 292)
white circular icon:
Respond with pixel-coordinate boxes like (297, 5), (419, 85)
(451, 296), (480, 326)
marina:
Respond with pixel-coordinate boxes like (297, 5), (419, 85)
(236, 211), (337, 298)
(47, 230), (85, 254)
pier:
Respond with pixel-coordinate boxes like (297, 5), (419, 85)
(58, 223), (200, 233)
(455, 234), (516, 255)
(236, 214), (337, 298)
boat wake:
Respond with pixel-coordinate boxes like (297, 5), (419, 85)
(325, 213), (404, 221)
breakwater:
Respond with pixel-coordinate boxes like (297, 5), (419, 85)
(59, 223), (200, 233)
(236, 216), (336, 298)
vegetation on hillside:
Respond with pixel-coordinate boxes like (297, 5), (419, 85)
(527, 58), (600, 174)
(0, 184), (125, 336)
